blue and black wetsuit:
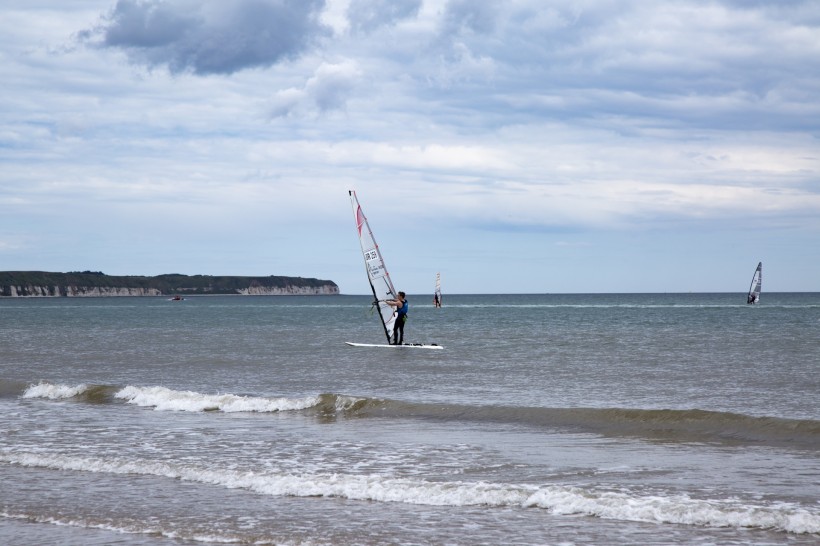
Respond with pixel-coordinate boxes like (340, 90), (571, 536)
(392, 298), (408, 345)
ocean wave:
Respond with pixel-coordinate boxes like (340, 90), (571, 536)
(11, 382), (819, 448)
(16, 382), (322, 414)
(114, 385), (322, 413)
(22, 382), (89, 400)
(328, 398), (820, 449)
(2, 451), (818, 535)
(0, 379), (29, 398)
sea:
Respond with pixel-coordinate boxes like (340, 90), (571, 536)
(1, 293), (818, 545)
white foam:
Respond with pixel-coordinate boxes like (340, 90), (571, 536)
(114, 385), (321, 413)
(524, 488), (820, 535)
(3, 451), (818, 535)
(22, 383), (88, 400)
(0, 510), (287, 545)
(334, 395), (366, 411)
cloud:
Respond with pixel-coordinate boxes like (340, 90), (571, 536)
(81, 0), (330, 75)
(413, 1), (820, 133)
(269, 60), (361, 116)
(441, 0), (498, 35)
(347, 0), (421, 34)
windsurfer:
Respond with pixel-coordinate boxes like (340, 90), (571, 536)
(386, 292), (408, 345)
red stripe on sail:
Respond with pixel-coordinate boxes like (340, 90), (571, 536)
(356, 205), (365, 236)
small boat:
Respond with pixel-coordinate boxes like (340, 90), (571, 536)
(747, 262), (762, 304)
(169, 295), (185, 301)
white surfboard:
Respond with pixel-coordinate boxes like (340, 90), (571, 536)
(345, 342), (444, 350)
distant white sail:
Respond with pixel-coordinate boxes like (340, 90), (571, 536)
(747, 262), (762, 304)
(434, 272), (442, 307)
(349, 190), (398, 343)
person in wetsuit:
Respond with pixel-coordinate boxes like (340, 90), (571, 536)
(386, 291), (408, 345)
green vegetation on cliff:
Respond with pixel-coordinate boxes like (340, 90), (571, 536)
(0, 271), (339, 296)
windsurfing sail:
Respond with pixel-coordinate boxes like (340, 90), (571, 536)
(747, 261), (762, 304)
(349, 190), (398, 343)
(434, 272), (442, 307)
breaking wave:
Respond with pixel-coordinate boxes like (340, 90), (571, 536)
(18, 382), (322, 413)
(2, 451), (818, 535)
(114, 385), (321, 413)
(22, 382), (89, 400)
(14, 381), (819, 448)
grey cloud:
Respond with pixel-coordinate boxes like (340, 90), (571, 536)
(347, 0), (421, 34)
(269, 61), (360, 117)
(84, 0), (329, 75)
(424, 1), (820, 133)
(308, 64), (359, 111)
(442, 0), (498, 35)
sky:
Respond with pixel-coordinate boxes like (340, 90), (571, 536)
(1, 0), (819, 294)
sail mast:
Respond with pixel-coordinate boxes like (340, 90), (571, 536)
(349, 190), (397, 344)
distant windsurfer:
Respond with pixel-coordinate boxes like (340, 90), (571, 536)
(386, 292), (408, 345)
(433, 293), (441, 308)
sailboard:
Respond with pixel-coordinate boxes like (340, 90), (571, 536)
(747, 261), (762, 304)
(746, 262), (763, 305)
(347, 190), (443, 349)
(345, 341), (443, 349)
(433, 272), (442, 308)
